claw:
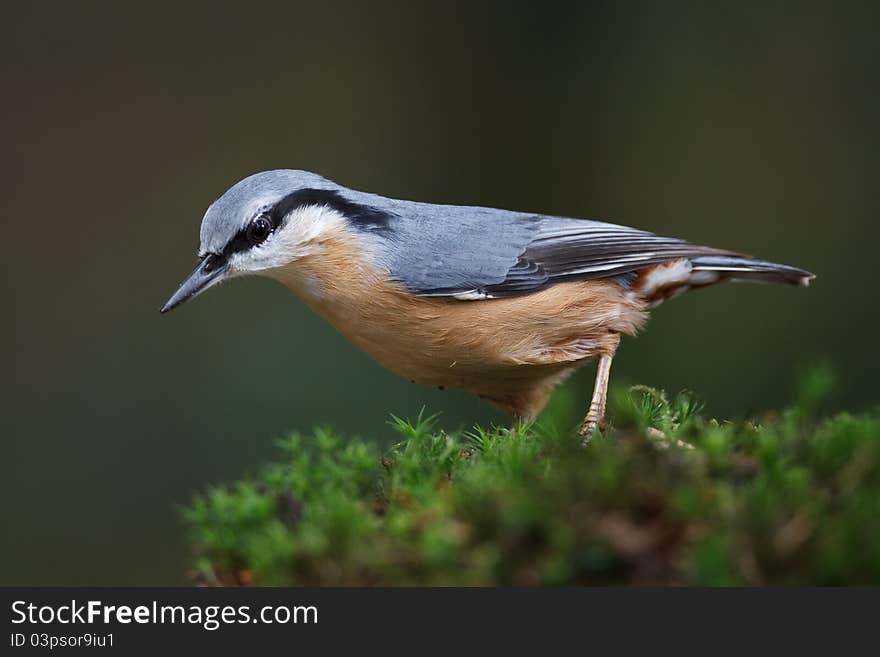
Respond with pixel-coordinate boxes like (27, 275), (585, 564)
(579, 353), (614, 445)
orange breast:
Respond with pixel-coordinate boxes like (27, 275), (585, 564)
(270, 226), (647, 418)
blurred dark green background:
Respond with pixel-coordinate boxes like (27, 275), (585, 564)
(3, 1), (878, 585)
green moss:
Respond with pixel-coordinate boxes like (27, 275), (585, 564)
(183, 374), (880, 585)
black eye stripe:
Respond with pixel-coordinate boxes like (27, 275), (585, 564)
(201, 252), (222, 273)
(270, 188), (393, 234)
(212, 213), (278, 262)
(212, 187), (393, 264)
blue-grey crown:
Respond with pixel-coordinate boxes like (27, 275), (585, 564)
(199, 170), (337, 255)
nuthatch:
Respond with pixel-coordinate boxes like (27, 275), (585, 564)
(161, 170), (813, 436)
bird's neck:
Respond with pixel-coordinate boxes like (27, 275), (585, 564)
(267, 224), (407, 324)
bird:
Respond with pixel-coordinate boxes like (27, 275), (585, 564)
(161, 170), (814, 437)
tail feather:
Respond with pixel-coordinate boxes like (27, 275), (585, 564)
(634, 255), (814, 307)
(689, 256), (815, 287)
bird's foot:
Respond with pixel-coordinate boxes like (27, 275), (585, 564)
(578, 409), (606, 445)
(579, 353), (614, 446)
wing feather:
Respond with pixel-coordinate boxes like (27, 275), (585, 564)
(470, 216), (736, 298)
(372, 195), (737, 298)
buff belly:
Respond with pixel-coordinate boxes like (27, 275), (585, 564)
(269, 230), (647, 419)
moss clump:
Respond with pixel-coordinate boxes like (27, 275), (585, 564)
(184, 373), (880, 585)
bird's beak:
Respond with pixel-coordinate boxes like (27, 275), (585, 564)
(160, 255), (228, 314)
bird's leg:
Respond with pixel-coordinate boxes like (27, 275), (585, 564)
(579, 353), (614, 442)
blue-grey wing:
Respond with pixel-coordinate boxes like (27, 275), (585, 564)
(381, 201), (734, 298)
(381, 202), (543, 296)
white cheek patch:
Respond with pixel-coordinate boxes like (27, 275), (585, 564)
(279, 205), (348, 257)
(228, 205), (348, 275)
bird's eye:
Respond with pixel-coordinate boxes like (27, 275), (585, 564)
(246, 216), (272, 245)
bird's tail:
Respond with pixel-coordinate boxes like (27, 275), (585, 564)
(689, 255), (814, 287)
(634, 255), (814, 307)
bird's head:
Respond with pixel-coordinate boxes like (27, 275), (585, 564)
(160, 169), (359, 313)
